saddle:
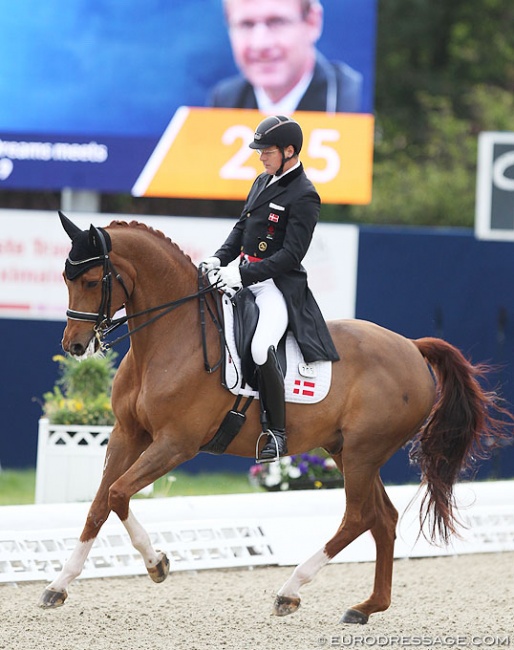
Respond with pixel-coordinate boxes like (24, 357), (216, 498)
(222, 288), (332, 404)
(200, 287), (331, 456)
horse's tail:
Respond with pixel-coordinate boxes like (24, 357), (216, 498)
(411, 337), (513, 544)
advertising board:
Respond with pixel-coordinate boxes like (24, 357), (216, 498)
(0, 0), (376, 203)
(475, 131), (514, 241)
(0, 210), (359, 323)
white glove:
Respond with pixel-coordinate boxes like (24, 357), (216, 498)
(199, 256), (221, 273)
(212, 265), (243, 298)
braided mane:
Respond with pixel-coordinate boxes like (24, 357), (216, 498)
(107, 219), (193, 264)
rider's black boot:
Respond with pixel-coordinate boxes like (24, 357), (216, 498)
(257, 346), (287, 461)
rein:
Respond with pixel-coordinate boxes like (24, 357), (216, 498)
(97, 280), (221, 352)
(198, 269), (225, 373)
(66, 232), (223, 364)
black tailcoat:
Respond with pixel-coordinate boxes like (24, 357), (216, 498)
(214, 164), (340, 363)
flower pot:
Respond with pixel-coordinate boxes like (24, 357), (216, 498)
(35, 418), (111, 504)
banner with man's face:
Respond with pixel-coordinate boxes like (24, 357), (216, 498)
(0, 0), (376, 203)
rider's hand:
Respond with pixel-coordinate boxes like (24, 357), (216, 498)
(212, 265), (243, 298)
(199, 256), (221, 273)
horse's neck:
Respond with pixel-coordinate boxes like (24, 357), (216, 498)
(133, 259), (196, 310)
(117, 232), (197, 310)
(114, 231), (204, 356)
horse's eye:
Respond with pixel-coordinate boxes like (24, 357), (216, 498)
(86, 281), (99, 289)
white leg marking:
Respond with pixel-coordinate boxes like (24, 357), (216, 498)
(277, 548), (330, 599)
(123, 509), (163, 569)
(47, 539), (95, 592)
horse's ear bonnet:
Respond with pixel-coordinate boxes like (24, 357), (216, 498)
(59, 211), (112, 280)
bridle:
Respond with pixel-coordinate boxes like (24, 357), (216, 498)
(65, 228), (223, 371)
(66, 228), (128, 327)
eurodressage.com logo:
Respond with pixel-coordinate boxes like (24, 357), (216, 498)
(316, 635), (511, 647)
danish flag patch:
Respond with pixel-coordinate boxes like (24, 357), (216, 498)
(268, 212), (280, 223)
(293, 379), (316, 397)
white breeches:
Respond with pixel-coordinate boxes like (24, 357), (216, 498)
(248, 278), (288, 366)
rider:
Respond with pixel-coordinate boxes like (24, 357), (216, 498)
(201, 115), (339, 461)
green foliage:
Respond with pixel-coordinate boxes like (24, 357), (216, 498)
(330, 0), (514, 229)
(345, 83), (514, 228)
(42, 352), (117, 425)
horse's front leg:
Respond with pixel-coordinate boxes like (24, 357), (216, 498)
(38, 492), (111, 608)
(38, 537), (97, 608)
(38, 432), (146, 608)
(107, 437), (195, 580)
(122, 509), (170, 583)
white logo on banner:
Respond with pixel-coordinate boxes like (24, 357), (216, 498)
(0, 158), (13, 180)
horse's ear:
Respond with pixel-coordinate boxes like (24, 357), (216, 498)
(89, 224), (102, 249)
(59, 211), (82, 240)
(88, 224), (111, 253)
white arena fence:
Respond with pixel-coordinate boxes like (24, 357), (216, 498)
(1, 481), (514, 584)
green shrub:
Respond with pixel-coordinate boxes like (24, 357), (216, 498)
(42, 352), (117, 425)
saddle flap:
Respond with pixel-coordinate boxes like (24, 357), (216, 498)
(232, 288), (259, 389)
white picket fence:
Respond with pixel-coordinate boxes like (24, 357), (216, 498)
(35, 418), (110, 504)
(1, 482), (514, 584)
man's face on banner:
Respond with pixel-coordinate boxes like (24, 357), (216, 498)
(226, 0), (323, 102)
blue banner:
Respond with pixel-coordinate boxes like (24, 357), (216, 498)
(0, 0), (376, 193)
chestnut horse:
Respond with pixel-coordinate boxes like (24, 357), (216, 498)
(39, 216), (511, 623)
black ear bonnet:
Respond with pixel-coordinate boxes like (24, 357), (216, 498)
(59, 211), (112, 280)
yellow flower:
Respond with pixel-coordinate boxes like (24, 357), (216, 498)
(73, 399), (84, 411)
(314, 480), (323, 489)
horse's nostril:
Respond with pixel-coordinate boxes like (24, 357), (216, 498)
(70, 343), (85, 357)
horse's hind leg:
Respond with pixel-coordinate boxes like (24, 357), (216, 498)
(340, 477), (398, 624)
(273, 459), (380, 619)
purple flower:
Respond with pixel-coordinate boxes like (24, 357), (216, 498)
(298, 462), (310, 475)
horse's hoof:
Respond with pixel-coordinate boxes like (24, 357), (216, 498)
(340, 608), (369, 625)
(272, 594), (301, 616)
(147, 551), (170, 583)
(38, 588), (68, 609)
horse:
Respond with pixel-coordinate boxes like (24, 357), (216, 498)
(39, 215), (512, 624)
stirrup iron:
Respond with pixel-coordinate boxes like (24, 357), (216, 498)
(255, 430), (280, 464)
